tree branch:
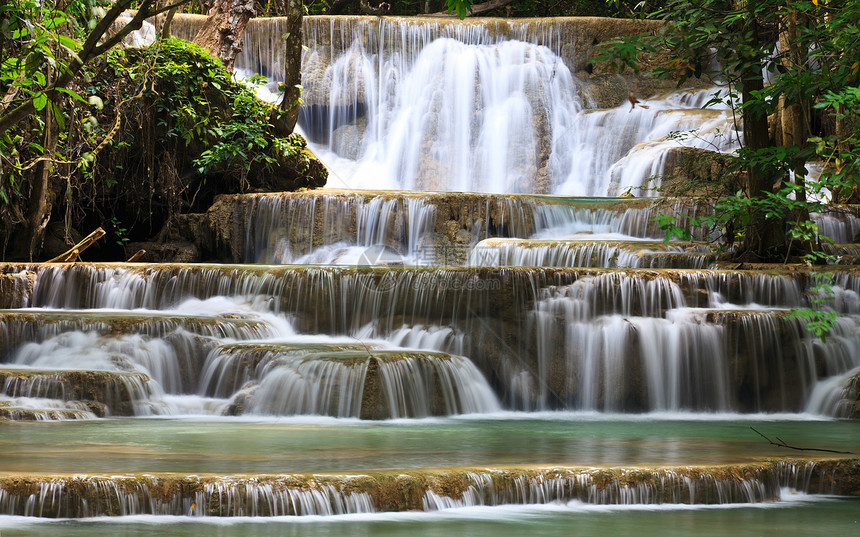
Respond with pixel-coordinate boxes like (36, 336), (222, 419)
(47, 228), (105, 263)
(0, 0), (190, 134)
(750, 426), (854, 454)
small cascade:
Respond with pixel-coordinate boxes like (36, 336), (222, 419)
(0, 368), (155, 417)
(812, 209), (860, 244)
(240, 191), (437, 264)
(374, 351), (502, 418)
(528, 198), (711, 240)
(468, 239), (717, 269)
(0, 460), (854, 517)
(210, 347), (500, 419)
(197, 341), (380, 399)
(0, 309), (272, 359)
(0, 398), (99, 421)
(0, 474), (376, 517)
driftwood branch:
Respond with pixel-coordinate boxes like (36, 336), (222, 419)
(47, 228), (105, 262)
(126, 249), (147, 262)
(750, 426), (854, 454)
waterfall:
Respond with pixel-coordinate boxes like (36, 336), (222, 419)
(0, 460), (852, 517)
(6, 263), (859, 415)
(175, 15), (739, 196)
(242, 192), (437, 265)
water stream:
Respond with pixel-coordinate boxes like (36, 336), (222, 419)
(1, 13), (859, 533)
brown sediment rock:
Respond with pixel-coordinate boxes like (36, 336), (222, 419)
(840, 370), (860, 419)
(659, 147), (744, 198)
(0, 270), (35, 308)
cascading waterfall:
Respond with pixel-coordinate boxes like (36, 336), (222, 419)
(243, 192), (438, 264)
(527, 271), (860, 412)
(467, 239), (717, 268)
(215, 16), (741, 195)
(4, 263), (859, 415)
(2, 14), (860, 528)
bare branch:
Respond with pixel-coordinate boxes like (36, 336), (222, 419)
(47, 228), (105, 263)
(750, 426), (854, 454)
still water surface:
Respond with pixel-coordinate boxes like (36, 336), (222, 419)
(1, 414), (856, 475)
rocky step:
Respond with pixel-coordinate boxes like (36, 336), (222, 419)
(219, 349), (493, 420)
(0, 368), (153, 417)
(0, 399), (103, 421)
(0, 459), (856, 517)
(0, 309), (272, 361)
(470, 238), (717, 269)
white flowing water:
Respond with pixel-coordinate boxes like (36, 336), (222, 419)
(2, 15), (858, 529)
(3, 264), (858, 417)
(221, 17), (740, 196)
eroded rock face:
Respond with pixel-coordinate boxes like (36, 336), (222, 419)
(659, 146), (743, 197)
(841, 370), (860, 419)
(0, 271), (35, 308)
(578, 74), (630, 109)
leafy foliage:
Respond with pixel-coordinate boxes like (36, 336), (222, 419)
(598, 0), (860, 339)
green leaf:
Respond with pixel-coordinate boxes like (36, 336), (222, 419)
(32, 92), (47, 111)
(56, 87), (87, 103)
(49, 100), (65, 130)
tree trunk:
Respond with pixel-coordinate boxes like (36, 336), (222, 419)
(738, 9), (785, 261)
(192, 0), (256, 72)
(740, 74), (785, 261)
(779, 10), (813, 256)
(25, 86), (60, 260)
(276, 0), (303, 134)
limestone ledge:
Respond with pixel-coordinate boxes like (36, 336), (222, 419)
(0, 459), (856, 517)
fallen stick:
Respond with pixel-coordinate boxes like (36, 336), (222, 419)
(750, 426), (854, 454)
(126, 249), (146, 262)
(47, 227), (105, 263)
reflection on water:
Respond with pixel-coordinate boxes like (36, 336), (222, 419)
(0, 417), (856, 475)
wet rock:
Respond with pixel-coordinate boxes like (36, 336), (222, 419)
(125, 241), (201, 263)
(0, 368), (152, 417)
(578, 74), (629, 109)
(659, 147), (743, 197)
(840, 370), (860, 419)
(0, 270), (35, 308)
